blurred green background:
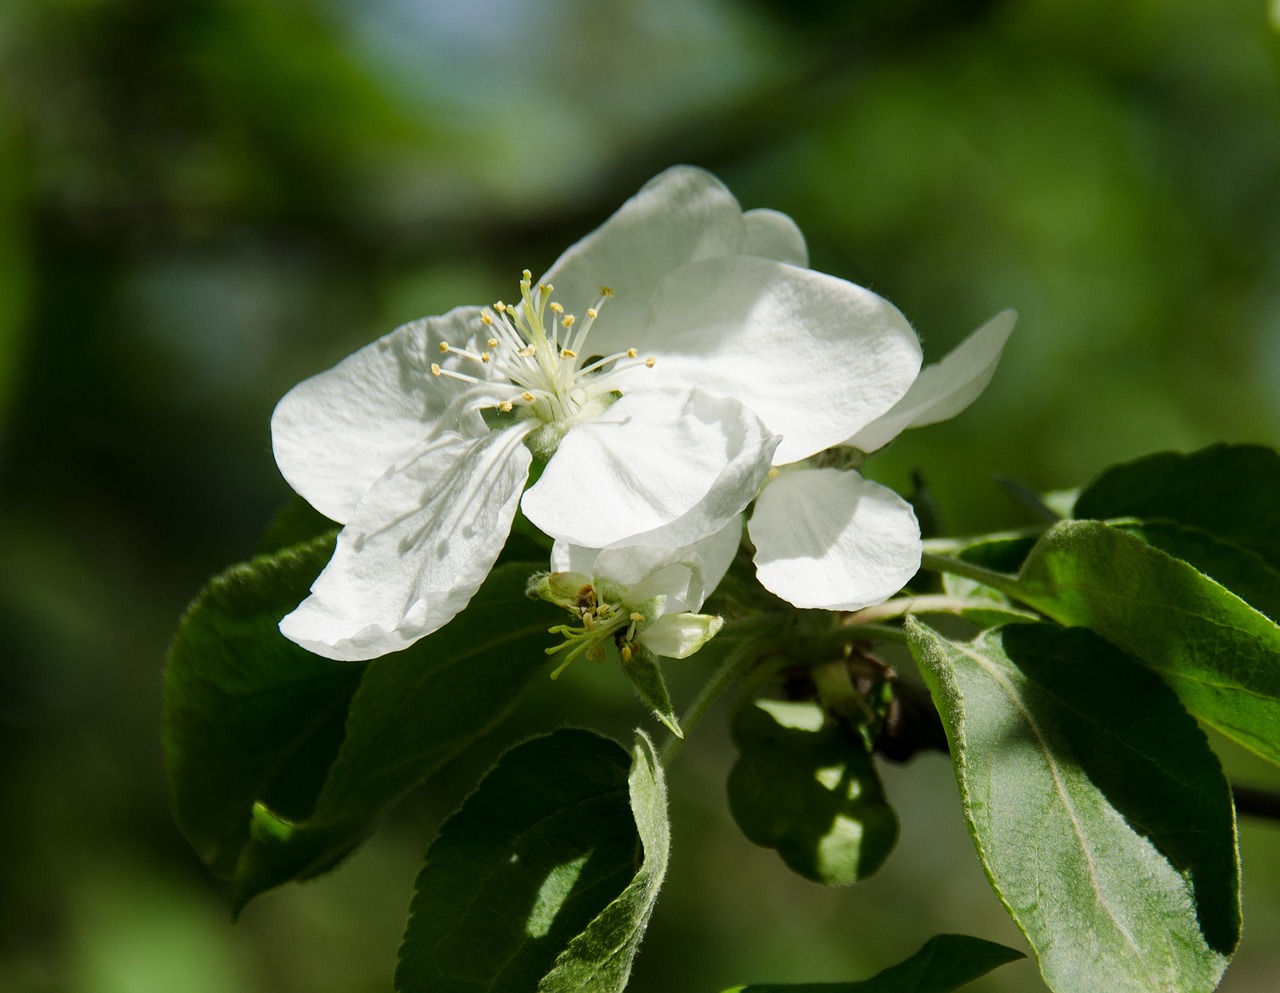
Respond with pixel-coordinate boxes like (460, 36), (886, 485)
(3, 0), (1280, 990)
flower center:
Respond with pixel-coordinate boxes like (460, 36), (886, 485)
(430, 270), (655, 432)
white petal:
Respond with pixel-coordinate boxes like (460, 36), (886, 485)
(567, 517), (742, 610)
(627, 563), (699, 613)
(538, 166), (746, 337)
(846, 309), (1016, 453)
(637, 613), (724, 659)
(279, 426), (533, 661)
(522, 388), (778, 550)
(742, 208), (808, 266)
(591, 256), (923, 464)
(271, 307), (495, 523)
(748, 468), (921, 611)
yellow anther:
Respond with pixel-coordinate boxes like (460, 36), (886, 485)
(561, 348), (577, 358)
(480, 352), (491, 363)
(549, 302), (564, 314)
(619, 644), (632, 664)
(600, 286), (614, 297)
(487, 338), (499, 348)
(437, 341), (450, 353)
(499, 401), (513, 412)
(644, 357), (656, 368)
(430, 363), (442, 376)
(629, 612), (645, 622)
(561, 315), (576, 328)
(586, 308), (598, 319)
(522, 391), (536, 402)
(626, 348), (638, 358)
(480, 312), (493, 326)
(495, 301), (507, 313)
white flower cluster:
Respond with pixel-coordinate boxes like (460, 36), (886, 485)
(271, 167), (1014, 663)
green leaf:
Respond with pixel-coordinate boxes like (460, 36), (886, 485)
(1114, 520), (1280, 621)
(1073, 444), (1280, 570)
(537, 730), (669, 993)
(727, 699), (897, 886)
(163, 535), (555, 907)
(722, 933), (1023, 992)
(232, 559), (555, 907)
(164, 532), (358, 877)
(941, 536), (1040, 628)
(908, 619), (1239, 993)
(619, 648), (681, 737)
(395, 729), (642, 993)
(1014, 520), (1280, 766)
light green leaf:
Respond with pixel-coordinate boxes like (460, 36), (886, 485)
(1113, 520), (1280, 621)
(537, 731), (669, 993)
(1014, 520), (1280, 766)
(1073, 444), (1280, 570)
(163, 535), (555, 907)
(727, 699), (897, 886)
(909, 619), (1239, 993)
(395, 729), (641, 993)
(722, 933), (1023, 992)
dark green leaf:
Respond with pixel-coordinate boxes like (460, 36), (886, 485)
(395, 729), (641, 993)
(728, 699), (897, 886)
(537, 731), (669, 993)
(164, 532), (358, 877)
(232, 559), (556, 908)
(163, 535), (556, 906)
(909, 619), (1239, 993)
(1073, 444), (1280, 570)
(722, 933), (1023, 992)
(1014, 520), (1280, 766)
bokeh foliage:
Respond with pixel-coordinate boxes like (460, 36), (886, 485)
(3, 0), (1279, 991)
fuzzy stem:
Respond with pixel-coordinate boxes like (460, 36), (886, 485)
(659, 620), (775, 768)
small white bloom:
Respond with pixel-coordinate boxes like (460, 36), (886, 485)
(748, 311), (1017, 610)
(531, 520), (741, 676)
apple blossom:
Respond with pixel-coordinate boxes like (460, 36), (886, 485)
(274, 163), (917, 662)
(531, 518), (741, 676)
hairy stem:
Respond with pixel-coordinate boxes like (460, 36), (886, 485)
(659, 621), (776, 768)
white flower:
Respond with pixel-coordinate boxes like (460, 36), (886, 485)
(531, 520), (742, 676)
(275, 162), (911, 661)
(748, 310), (1017, 610)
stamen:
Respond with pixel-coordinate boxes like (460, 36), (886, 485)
(561, 348), (577, 359)
(438, 341), (450, 353)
